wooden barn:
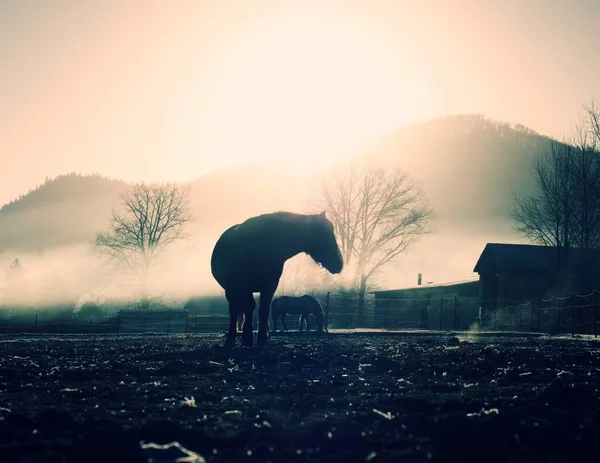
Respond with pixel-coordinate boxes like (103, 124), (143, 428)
(473, 243), (600, 314)
(371, 276), (480, 330)
(369, 242), (600, 333)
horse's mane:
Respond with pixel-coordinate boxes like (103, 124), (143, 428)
(242, 211), (311, 226)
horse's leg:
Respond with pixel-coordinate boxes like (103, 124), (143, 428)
(237, 312), (244, 332)
(281, 312), (287, 331)
(257, 290), (274, 346)
(316, 311), (324, 331)
(299, 313), (306, 331)
(241, 295), (256, 348)
(225, 292), (239, 347)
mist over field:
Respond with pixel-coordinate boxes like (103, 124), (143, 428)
(0, 116), (544, 311)
(0, 0), (598, 315)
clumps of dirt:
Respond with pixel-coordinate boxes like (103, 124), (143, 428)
(0, 333), (599, 462)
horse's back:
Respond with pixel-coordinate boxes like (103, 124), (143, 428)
(210, 211), (333, 293)
(211, 214), (291, 265)
(211, 224), (240, 259)
(211, 220), (286, 292)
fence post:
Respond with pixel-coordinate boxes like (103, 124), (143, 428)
(594, 290), (598, 338)
(530, 300), (535, 332)
(439, 298), (443, 331)
(518, 304), (523, 331)
(571, 294), (576, 337)
(529, 302), (532, 331)
(537, 298), (542, 332)
(454, 295), (459, 330)
(552, 296), (556, 333)
(325, 292), (330, 334)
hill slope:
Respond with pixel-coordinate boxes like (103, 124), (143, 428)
(0, 173), (130, 252)
(0, 115), (555, 287)
(362, 114), (547, 222)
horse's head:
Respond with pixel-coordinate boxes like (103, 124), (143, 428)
(313, 305), (325, 331)
(307, 211), (343, 274)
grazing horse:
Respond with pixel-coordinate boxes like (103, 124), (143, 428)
(271, 295), (325, 332)
(211, 211), (343, 347)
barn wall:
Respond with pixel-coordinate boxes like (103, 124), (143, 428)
(372, 281), (480, 330)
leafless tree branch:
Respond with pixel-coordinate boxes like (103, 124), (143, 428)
(512, 106), (600, 276)
(317, 162), (434, 307)
(93, 183), (192, 308)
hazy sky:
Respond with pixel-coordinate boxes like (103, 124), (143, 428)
(1, 0), (599, 206)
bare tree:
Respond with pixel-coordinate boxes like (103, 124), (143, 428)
(570, 119), (600, 253)
(512, 140), (576, 268)
(317, 162), (434, 310)
(584, 99), (600, 143)
(512, 106), (600, 283)
(94, 183), (192, 309)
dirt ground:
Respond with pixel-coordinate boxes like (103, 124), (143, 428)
(0, 332), (599, 463)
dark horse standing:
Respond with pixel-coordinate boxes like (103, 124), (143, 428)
(211, 211), (343, 347)
(271, 295), (325, 332)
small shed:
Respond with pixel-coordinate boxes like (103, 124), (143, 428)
(473, 243), (600, 314)
(371, 277), (480, 330)
(117, 309), (190, 333)
(373, 278), (480, 301)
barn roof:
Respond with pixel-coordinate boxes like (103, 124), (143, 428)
(371, 276), (479, 296)
(473, 243), (600, 273)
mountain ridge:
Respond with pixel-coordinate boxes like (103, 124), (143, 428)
(0, 114), (553, 258)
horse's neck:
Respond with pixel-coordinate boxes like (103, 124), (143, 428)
(275, 222), (310, 261)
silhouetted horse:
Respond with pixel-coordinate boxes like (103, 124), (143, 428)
(211, 211), (343, 347)
(271, 295), (325, 332)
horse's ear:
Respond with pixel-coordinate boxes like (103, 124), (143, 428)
(318, 210), (327, 219)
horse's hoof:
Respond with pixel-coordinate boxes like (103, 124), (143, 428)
(224, 337), (236, 348)
(241, 332), (253, 348)
(257, 332), (269, 346)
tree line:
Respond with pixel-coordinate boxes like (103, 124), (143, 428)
(512, 100), (600, 288)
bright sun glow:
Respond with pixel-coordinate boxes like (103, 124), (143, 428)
(167, 4), (434, 178)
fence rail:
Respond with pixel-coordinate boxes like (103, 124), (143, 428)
(486, 290), (600, 337)
(0, 290), (598, 337)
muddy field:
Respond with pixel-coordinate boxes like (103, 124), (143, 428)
(0, 332), (599, 462)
